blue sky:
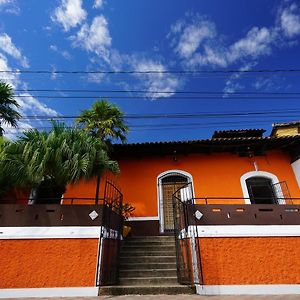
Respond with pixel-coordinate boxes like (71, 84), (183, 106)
(0, 0), (300, 142)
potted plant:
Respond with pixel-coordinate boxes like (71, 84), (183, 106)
(121, 202), (135, 238)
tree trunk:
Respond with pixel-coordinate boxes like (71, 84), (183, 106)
(95, 174), (101, 204)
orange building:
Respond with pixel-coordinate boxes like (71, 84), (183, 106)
(65, 127), (300, 295)
(2, 126), (300, 296)
(65, 128), (300, 235)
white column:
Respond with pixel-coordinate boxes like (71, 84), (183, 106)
(291, 159), (300, 189)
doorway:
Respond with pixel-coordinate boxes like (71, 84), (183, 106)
(246, 176), (277, 204)
(158, 171), (193, 233)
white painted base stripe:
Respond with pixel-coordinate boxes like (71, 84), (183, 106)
(189, 225), (300, 237)
(0, 287), (98, 298)
(127, 216), (159, 221)
(196, 284), (300, 295)
(0, 226), (101, 239)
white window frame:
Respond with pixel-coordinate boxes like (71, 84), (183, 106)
(240, 171), (285, 204)
(157, 170), (194, 233)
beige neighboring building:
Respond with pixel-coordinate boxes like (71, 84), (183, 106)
(271, 121), (300, 192)
(271, 121), (300, 137)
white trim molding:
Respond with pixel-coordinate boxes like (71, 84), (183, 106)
(0, 226), (101, 239)
(185, 225), (300, 238)
(240, 170), (283, 204)
(157, 169), (195, 233)
(0, 287), (98, 298)
(196, 284), (300, 295)
(96, 236), (103, 286)
(292, 158), (300, 189)
(126, 216), (159, 221)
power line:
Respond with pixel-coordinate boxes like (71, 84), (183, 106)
(14, 89), (300, 95)
(13, 95), (300, 100)
(4, 118), (298, 132)
(1, 68), (300, 74)
(18, 109), (300, 121)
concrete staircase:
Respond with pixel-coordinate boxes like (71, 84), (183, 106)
(99, 236), (195, 295)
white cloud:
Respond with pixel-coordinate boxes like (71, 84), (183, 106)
(0, 53), (20, 88)
(169, 17), (277, 69)
(168, 3), (300, 71)
(169, 16), (216, 59)
(17, 93), (59, 117)
(49, 44), (72, 60)
(0, 33), (29, 68)
(1, 121), (33, 140)
(93, 0), (103, 9)
(51, 0), (87, 32)
(70, 15), (112, 62)
(280, 3), (300, 37)
(223, 63), (256, 95)
(227, 27), (274, 62)
(130, 58), (181, 99)
(0, 51), (59, 138)
(176, 23), (215, 58)
(187, 45), (227, 68)
(50, 65), (58, 80)
(0, 0), (19, 14)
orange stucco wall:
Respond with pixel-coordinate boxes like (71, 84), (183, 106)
(0, 239), (99, 288)
(199, 237), (300, 284)
(64, 171), (117, 204)
(65, 150), (300, 217)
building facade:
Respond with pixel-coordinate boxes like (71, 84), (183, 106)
(2, 126), (300, 296)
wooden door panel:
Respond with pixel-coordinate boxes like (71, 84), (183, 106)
(162, 182), (186, 230)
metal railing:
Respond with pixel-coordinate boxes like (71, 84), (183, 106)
(172, 182), (300, 286)
(194, 196), (296, 205)
(173, 194), (197, 285)
(0, 180), (124, 287)
(97, 180), (124, 286)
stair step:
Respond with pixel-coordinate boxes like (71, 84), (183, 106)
(128, 236), (174, 240)
(119, 276), (178, 285)
(120, 250), (175, 257)
(99, 285), (195, 295)
(126, 237), (174, 243)
(122, 242), (175, 247)
(122, 245), (175, 251)
(120, 256), (176, 263)
(120, 262), (177, 270)
(124, 241), (175, 247)
(119, 269), (177, 278)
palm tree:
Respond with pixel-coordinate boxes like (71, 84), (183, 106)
(76, 99), (128, 144)
(0, 81), (21, 136)
(2, 122), (119, 203)
(0, 137), (10, 198)
(76, 100), (128, 202)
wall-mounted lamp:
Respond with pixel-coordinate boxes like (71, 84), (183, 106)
(173, 150), (177, 162)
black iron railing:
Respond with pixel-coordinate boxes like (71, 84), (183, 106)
(0, 180), (124, 287)
(172, 182), (300, 286)
(172, 182), (202, 285)
(195, 196), (297, 205)
(97, 180), (124, 286)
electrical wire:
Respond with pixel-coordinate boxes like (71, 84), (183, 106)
(13, 89), (300, 95)
(12, 95), (300, 100)
(17, 109), (300, 121)
(1, 68), (300, 74)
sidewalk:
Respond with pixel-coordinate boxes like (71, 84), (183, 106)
(7, 296), (300, 300)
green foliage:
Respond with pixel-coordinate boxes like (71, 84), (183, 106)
(76, 99), (128, 144)
(0, 81), (21, 136)
(120, 202), (135, 219)
(2, 122), (119, 194)
(0, 137), (13, 197)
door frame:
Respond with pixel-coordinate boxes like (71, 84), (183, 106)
(240, 171), (284, 204)
(157, 170), (194, 233)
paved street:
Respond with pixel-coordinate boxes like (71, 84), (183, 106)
(6, 296), (300, 300)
